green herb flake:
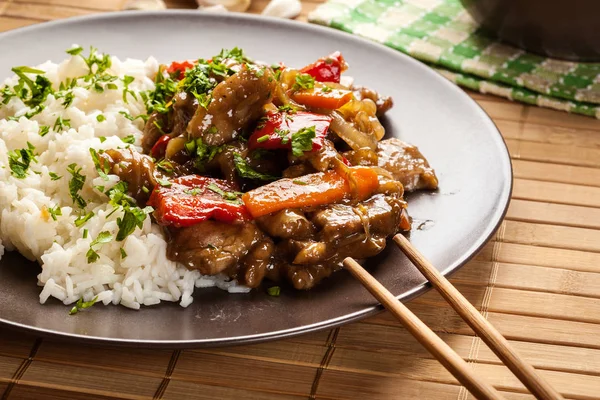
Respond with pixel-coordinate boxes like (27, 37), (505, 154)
(321, 85), (333, 93)
(292, 73), (315, 91)
(53, 116), (71, 131)
(256, 134), (270, 143)
(207, 183), (243, 203)
(49, 171), (62, 181)
(39, 125), (50, 137)
(96, 114), (106, 122)
(119, 111), (134, 121)
(267, 286), (281, 297)
(89, 148), (110, 181)
(233, 153), (277, 181)
(67, 163), (87, 208)
(69, 295), (98, 315)
(156, 159), (174, 174)
(120, 248), (127, 259)
(75, 211), (94, 227)
(11, 66), (54, 110)
(184, 187), (203, 196)
(83, 228), (88, 239)
(115, 206), (153, 241)
(8, 142), (37, 179)
(290, 125), (316, 157)
(122, 135), (136, 144)
(278, 104), (297, 113)
(293, 180), (308, 185)
(157, 178), (172, 187)
(86, 231), (112, 264)
(48, 205), (62, 221)
(66, 46), (84, 56)
(122, 75), (137, 103)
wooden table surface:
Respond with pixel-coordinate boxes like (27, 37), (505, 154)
(1, 1), (600, 399)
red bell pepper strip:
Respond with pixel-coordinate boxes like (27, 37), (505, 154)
(248, 111), (332, 155)
(166, 61), (195, 80)
(150, 135), (172, 159)
(148, 176), (251, 227)
(299, 51), (348, 83)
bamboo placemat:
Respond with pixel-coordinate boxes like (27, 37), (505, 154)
(1, 1), (600, 399)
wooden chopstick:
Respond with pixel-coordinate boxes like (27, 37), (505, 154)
(343, 258), (505, 400)
(392, 234), (565, 400)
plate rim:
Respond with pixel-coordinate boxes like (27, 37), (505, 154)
(0, 10), (513, 348)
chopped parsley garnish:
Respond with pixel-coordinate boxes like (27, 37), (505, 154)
(115, 205), (153, 241)
(122, 135), (136, 144)
(290, 125), (316, 157)
(156, 159), (174, 174)
(267, 286), (281, 296)
(69, 295), (98, 315)
(321, 85), (333, 93)
(48, 171), (62, 181)
(104, 181), (154, 242)
(233, 153), (277, 181)
(256, 134), (269, 143)
(275, 128), (290, 144)
(86, 231), (112, 264)
(207, 183), (243, 203)
(39, 125), (50, 137)
(8, 142), (37, 179)
(181, 48), (250, 107)
(120, 248), (127, 259)
(122, 75), (137, 103)
(186, 138), (223, 169)
(67, 163), (87, 208)
(66, 46), (84, 56)
(292, 73), (315, 91)
(184, 187), (203, 196)
(89, 148), (110, 181)
(83, 228), (88, 239)
(74, 211), (94, 227)
(278, 104), (298, 113)
(74, 46), (118, 93)
(251, 148), (273, 160)
(141, 66), (177, 114)
(53, 116), (71, 131)
(48, 205), (62, 221)
(293, 180), (308, 185)
(119, 111), (134, 121)
(11, 66), (54, 108)
(96, 114), (106, 122)
(99, 136), (107, 143)
(157, 178), (172, 187)
(60, 91), (75, 107)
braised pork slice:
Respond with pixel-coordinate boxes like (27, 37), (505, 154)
(377, 138), (438, 192)
(166, 220), (263, 276)
(100, 148), (159, 205)
(187, 65), (276, 146)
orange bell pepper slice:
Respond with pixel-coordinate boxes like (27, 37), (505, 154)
(242, 166), (379, 218)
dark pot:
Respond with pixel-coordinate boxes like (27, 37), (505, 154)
(460, 0), (600, 61)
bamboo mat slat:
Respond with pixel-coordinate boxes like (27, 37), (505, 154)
(1, 1), (600, 400)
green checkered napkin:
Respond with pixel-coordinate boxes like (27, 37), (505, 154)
(308, 0), (600, 119)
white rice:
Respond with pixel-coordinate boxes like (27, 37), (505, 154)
(0, 50), (249, 310)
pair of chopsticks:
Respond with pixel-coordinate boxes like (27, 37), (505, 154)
(343, 234), (564, 400)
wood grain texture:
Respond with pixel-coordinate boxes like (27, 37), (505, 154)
(1, 1), (600, 400)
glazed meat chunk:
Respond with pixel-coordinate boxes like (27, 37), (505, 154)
(377, 138), (438, 191)
(187, 65), (276, 146)
(166, 220), (263, 276)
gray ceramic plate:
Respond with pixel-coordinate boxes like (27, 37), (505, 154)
(0, 11), (512, 347)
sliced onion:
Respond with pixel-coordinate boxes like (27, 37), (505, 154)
(330, 111), (377, 151)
